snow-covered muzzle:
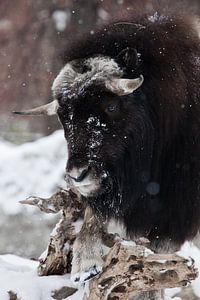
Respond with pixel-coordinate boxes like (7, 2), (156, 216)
(66, 165), (103, 197)
(62, 113), (111, 198)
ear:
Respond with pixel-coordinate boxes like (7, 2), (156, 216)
(115, 48), (139, 71)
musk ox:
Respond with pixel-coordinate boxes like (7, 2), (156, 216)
(15, 8), (200, 281)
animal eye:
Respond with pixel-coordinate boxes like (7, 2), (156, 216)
(107, 105), (117, 112)
(105, 104), (119, 114)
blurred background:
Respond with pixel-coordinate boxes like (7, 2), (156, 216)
(1, 0), (150, 143)
(0, 0), (200, 259)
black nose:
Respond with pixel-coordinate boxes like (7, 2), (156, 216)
(68, 167), (90, 182)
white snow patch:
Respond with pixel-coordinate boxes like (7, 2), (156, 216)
(72, 219), (84, 234)
(121, 240), (136, 247)
(0, 244), (200, 299)
(165, 242), (200, 298)
(148, 12), (168, 23)
(144, 248), (154, 257)
(148, 12), (160, 23)
(177, 242), (200, 297)
(165, 297), (181, 300)
(0, 130), (67, 214)
(86, 116), (96, 124)
(0, 254), (83, 300)
(50, 219), (63, 237)
(165, 288), (182, 299)
(156, 259), (167, 264)
(39, 248), (48, 262)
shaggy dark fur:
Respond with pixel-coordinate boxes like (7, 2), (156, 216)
(58, 8), (200, 251)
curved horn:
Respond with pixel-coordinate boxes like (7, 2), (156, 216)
(52, 62), (79, 95)
(13, 100), (58, 116)
(105, 75), (144, 96)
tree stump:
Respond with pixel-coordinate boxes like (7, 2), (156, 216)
(20, 189), (198, 300)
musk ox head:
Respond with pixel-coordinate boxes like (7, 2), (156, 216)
(52, 51), (144, 198)
(15, 49), (153, 214)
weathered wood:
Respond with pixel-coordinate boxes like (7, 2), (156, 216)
(20, 189), (198, 299)
(8, 291), (18, 300)
(38, 190), (84, 276)
(20, 188), (85, 276)
(19, 188), (79, 214)
(83, 242), (197, 300)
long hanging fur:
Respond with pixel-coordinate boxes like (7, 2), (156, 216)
(57, 3), (200, 252)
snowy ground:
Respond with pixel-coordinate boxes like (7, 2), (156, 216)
(0, 130), (67, 215)
(0, 130), (67, 257)
(0, 242), (200, 300)
(1, 131), (200, 299)
(0, 254), (85, 300)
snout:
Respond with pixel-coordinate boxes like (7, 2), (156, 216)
(67, 165), (100, 197)
(68, 166), (91, 183)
